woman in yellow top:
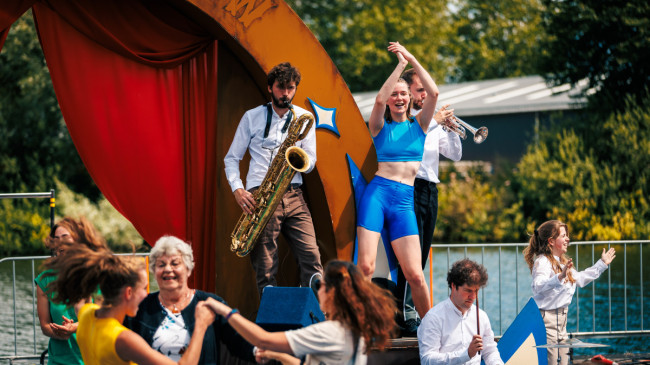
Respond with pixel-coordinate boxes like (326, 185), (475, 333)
(44, 242), (216, 365)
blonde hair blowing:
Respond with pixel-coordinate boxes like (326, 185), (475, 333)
(46, 243), (145, 307)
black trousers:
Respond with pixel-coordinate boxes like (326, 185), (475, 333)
(396, 178), (438, 322)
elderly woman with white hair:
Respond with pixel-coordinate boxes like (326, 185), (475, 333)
(124, 236), (255, 364)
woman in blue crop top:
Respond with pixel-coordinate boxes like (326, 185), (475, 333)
(357, 42), (439, 321)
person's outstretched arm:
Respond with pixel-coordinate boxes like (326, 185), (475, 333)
(256, 349), (301, 365)
(116, 301), (215, 365)
(204, 297), (293, 354)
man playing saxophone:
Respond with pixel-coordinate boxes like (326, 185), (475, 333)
(224, 62), (322, 295)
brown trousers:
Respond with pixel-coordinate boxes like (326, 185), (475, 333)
(540, 307), (569, 365)
(249, 185), (322, 294)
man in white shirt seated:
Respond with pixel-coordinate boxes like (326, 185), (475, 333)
(418, 259), (503, 365)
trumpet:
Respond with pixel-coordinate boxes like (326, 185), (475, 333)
(438, 109), (488, 144)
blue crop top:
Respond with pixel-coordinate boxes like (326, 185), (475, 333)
(373, 117), (426, 162)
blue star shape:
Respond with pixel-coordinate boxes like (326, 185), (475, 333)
(308, 98), (340, 137)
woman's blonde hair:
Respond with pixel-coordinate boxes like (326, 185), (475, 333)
(523, 220), (575, 284)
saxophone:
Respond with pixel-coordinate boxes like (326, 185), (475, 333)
(230, 106), (315, 257)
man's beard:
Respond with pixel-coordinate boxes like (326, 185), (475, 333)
(412, 99), (423, 111)
(272, 94), (293, 109)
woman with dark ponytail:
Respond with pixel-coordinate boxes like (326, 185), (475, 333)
(523, 220), (616, 365)
(45, 242), (216, 365)
(203, 260), (397, 365)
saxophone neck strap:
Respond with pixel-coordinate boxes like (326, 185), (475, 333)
(264, 102), (293, 139)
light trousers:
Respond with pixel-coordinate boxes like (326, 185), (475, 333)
(540, 307), (569, 365)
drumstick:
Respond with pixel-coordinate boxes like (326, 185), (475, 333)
(476, 295), (480, 355)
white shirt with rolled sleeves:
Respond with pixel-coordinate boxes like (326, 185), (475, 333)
(412, 109), (462, 183)
(532, 255), (608, 310)
(224, 104), (316, 192)
(418, 298), (503, 365)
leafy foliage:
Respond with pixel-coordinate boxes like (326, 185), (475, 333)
(511, 95), (650, 240)
(436, 164), (527, 242)
(0, 179), (145, 256)
(538, 0), (650, 110)
(286, 0), (450, 91)
(0, 11), (99, 200)
(0, 198), (51, 255)
(286, 0), (547, 89)
(436, 93), (649, 243)
(443, 0), (547, 82)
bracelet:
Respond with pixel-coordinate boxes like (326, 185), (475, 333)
(225, 308), (239, 321)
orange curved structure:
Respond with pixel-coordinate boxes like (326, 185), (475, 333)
(173, 0), (377, 313)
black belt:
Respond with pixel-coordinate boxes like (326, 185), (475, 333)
(415, 177), (436, 186)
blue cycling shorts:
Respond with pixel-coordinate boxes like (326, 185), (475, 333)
(357, 175), (419, 242)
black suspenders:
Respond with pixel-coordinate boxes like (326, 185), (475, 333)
(263, 103), (293, 139)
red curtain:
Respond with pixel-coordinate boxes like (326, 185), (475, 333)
(0, 0), (36, 51)
(30, 0), (219, 291)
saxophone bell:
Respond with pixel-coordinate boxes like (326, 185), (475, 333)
(286, 146), (310, 172)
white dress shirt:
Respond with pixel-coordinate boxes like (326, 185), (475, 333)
(224, 104), (316, 192)
(531, 255), (608, 310)
(412, 109), (462, 183)
(418, 298), (503, 365)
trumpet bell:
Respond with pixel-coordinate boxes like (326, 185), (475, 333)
(474, 127), (488, 144)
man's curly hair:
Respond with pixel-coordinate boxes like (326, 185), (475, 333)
(447, 258), (488, 289)
(267, 62), (301, 88)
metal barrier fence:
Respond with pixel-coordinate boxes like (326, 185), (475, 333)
(426, 240), (650, 339)
(0, 253), (151, 364)
(0, 191), (56, 230)
(2, 240), (649, 361)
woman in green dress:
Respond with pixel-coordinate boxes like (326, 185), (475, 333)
(35, 217), (107, 365)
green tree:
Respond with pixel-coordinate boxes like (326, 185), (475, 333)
(287, 0), (547, 89)
(511, 94), (650, 240)
(538, 0), (650, 110)
(436, 164), (526, 242)
(444, 0), (547, 82)
(286, 0), (450, 91)
(0, 11), (98, 199)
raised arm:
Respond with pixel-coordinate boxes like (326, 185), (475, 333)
(368, 46), (409, 137)
(388, 42), (439, 132)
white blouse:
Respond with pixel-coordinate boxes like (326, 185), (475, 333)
(531, 255), (608, 310)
